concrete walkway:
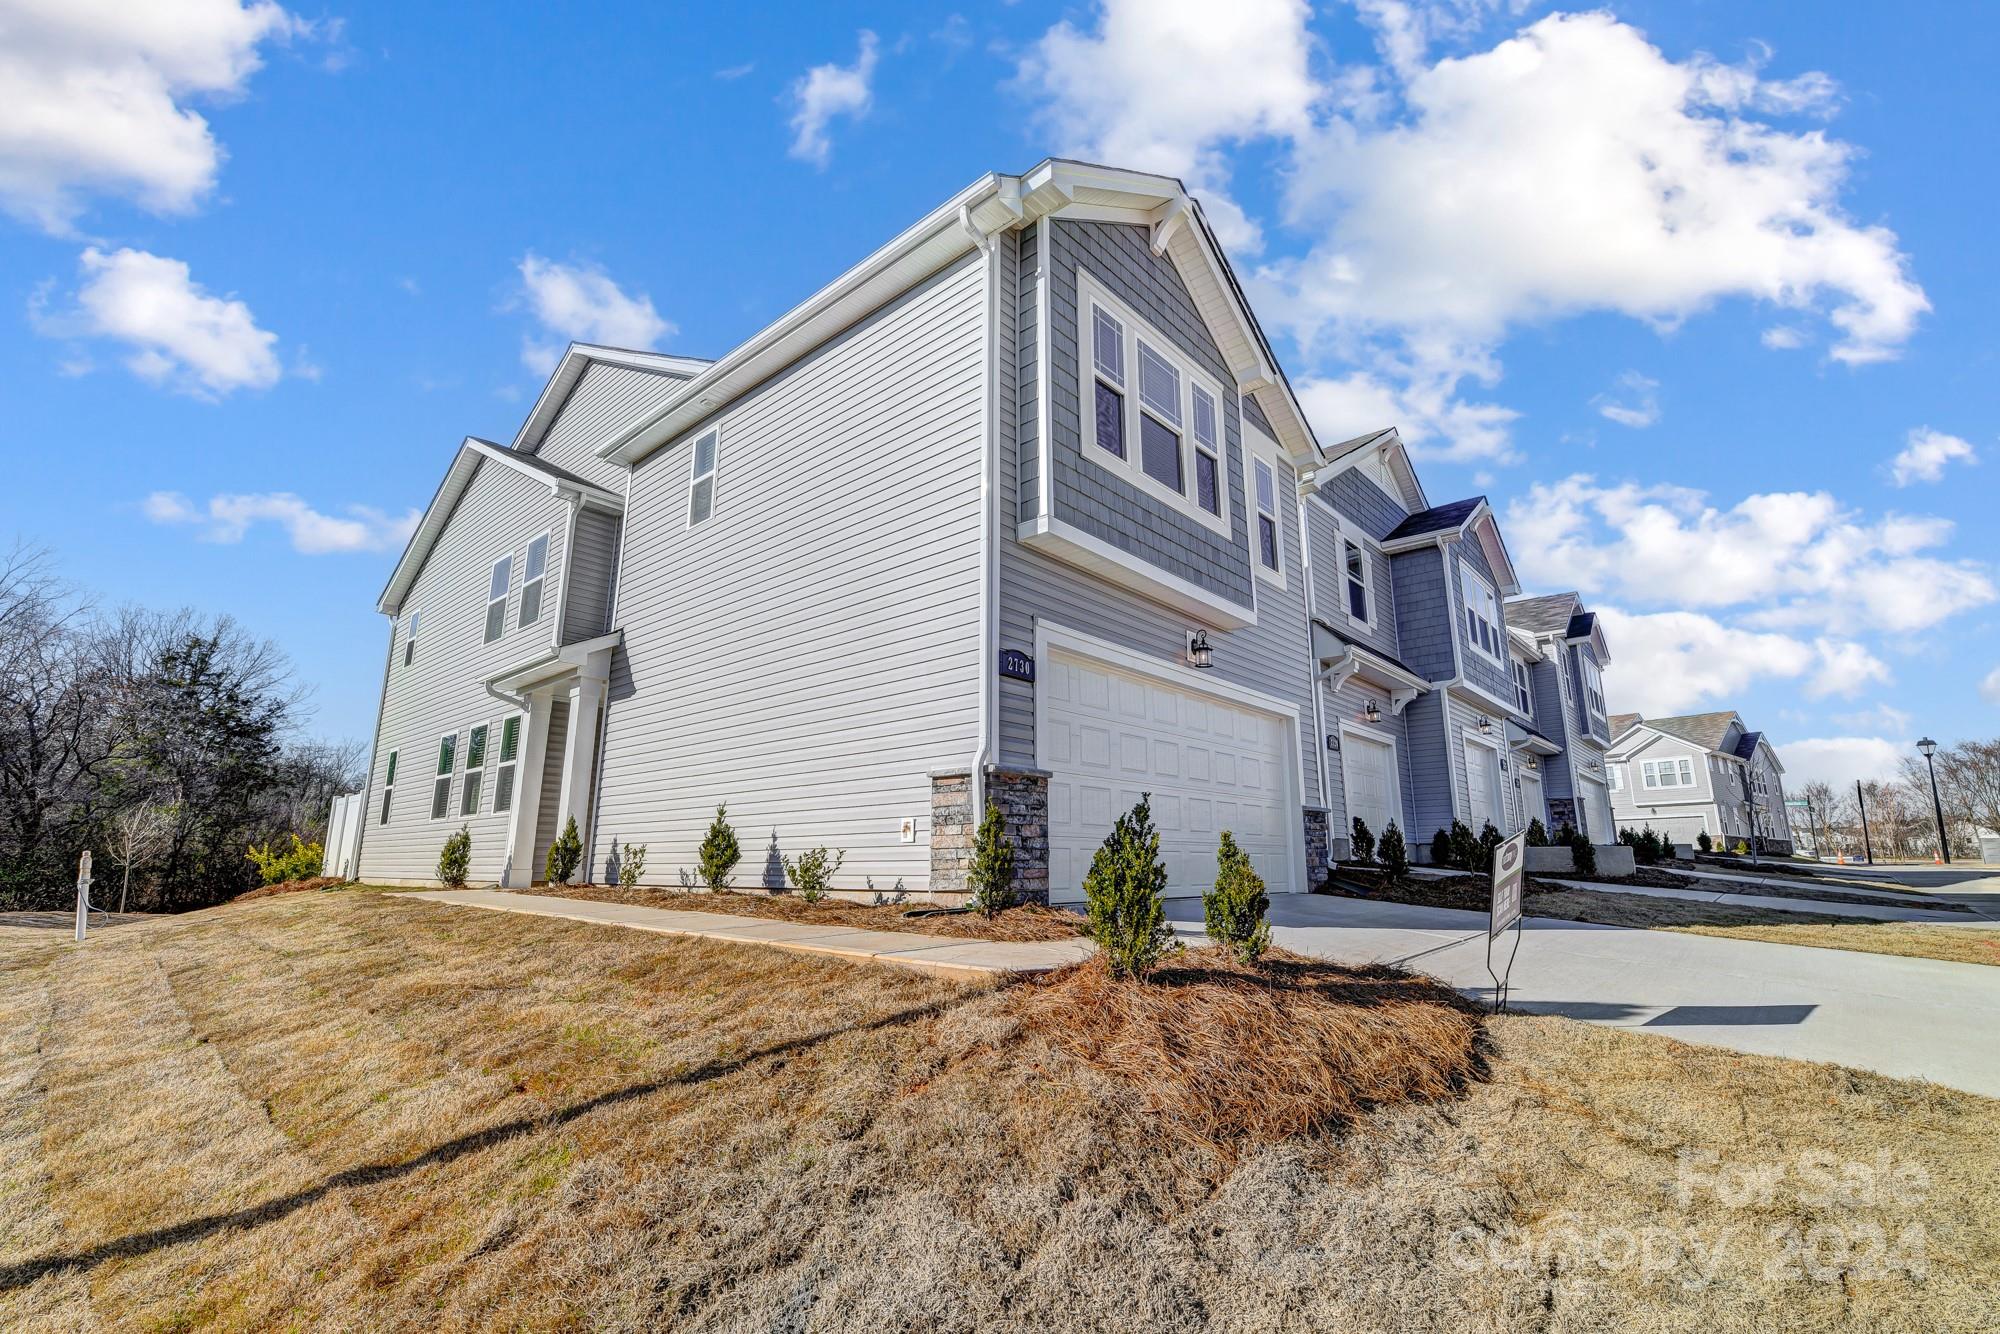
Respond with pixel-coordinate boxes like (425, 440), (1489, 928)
(1190, 894), (2000, 1099)
(1537, 877), (1982, 924)
(400, 889), (1095, 978)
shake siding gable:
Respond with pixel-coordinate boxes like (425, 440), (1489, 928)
(1318, 469), (1408, 542)
(360, 459), (572, 883)
(1304, 497), (1398, 662)
(590, 253), (987, 892)
(1390, 548), (1455, 681)
(1528, 655), (1574, 802)
(1449, 535), (1515, 701)
(529, 362), (685, 490)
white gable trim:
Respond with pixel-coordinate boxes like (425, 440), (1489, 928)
(510, 344), (710, 455)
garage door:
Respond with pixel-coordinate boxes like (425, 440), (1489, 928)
(1043, 651), (1293, 904)
(1578, 774), (1614, 842)
(1463, 738), (1501, 832)
(1342, 729), (1400, 844)
(1517, 770), (1544, 832)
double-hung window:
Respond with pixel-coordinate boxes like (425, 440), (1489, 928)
(1338, 525), (1374, 628)
(1253, 460), (1281, 577)
(493, 716), (520, 813)
(484, 555), (512, 643)
(1608, 764), (1623, 793)
(1642, 757), (1694, 789)
(688, 429), (719, 527)
(519, 534), (549, 629)
(460, 723), (488, 816)
(380, 750), (397, 824)
(1091, 306), (1127, 460)
(1512, 658), (1533, 716)
(431, 732), (456, 819)
(1075, 271), (1230, 537)
(403, 611), (420, 667)
(1579, 652), (1607, 722)
(1461, 563), (1504, 664)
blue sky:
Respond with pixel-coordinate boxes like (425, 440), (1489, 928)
(3, 0), (1995, 790)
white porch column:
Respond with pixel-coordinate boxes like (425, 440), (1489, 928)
(556, 667), (607, 871)
(501, 689), (554, 888)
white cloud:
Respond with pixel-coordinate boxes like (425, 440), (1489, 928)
(1781, 736), (1909, 788)
(1982, 666), (2000, 708)
(1593, 371), (1660, 428)
(34, 246), (282, 397)
(0, 0), (308, 232)
(1760, 324), (1807, 350)
(1807, 638), (1889, 699)
(1295, 363), (1516, 461)
(1016, 0), (1319, 253)
(1888, 426), (1976, 487)
(1596, 606), (1814, 716)
(1506, 474), (1996, 635)
(787, 30), (879, 169)
(144, 490), (419, 554)
(1832, 703), (1912, 735)
(514, 253), (672, 375)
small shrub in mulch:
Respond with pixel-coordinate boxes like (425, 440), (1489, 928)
(1005, 947), (1486, 1155)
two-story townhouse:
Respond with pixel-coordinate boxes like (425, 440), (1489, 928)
(1297, 428), (1547, 862)
(357, 160), (1335, 904)
(1605, 711), (1793, 853)
(1503, 592), (1618, 839)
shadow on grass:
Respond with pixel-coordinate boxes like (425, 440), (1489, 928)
(0, 996), (957, 1292)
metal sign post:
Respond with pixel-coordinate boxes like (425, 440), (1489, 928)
(74, 850), (93, 943)
(1486, 831), (1528, 1012)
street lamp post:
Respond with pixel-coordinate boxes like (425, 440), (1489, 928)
(1917, 737), (1951, 865)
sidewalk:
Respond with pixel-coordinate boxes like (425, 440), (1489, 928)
(1537, 877), (1982, 924)
(399, 889), (1095, 978)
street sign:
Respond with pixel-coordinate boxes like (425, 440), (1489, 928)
(1486, 830), (1528, 1011)
(1490, 830), (1526, 939)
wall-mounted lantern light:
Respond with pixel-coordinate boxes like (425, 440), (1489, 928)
(1363, 700), (1382, 724)
(1186, 629), (1213, 670)
(1477, 715), (1493, 735)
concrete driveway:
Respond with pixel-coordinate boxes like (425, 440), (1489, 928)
(1170, 894), (2000, 1100)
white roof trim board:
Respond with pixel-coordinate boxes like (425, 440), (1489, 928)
(596, 158), (1327, 471)
(511, 344), (712, 455)
(376, 437), (624, 616)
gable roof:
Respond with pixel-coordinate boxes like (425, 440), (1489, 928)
(1505, 592), (1579, 634)
(1638, 711), (1744, 754)
(596, 158), (1328, 472)
(1386, 496), (1485, 541)
(376, 437), (623, 616)
(511, 343), (711, 455)
(1309, 426), (1430, 517)
(1609, 712), (1644, 741)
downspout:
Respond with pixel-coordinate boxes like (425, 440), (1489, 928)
(1296, 476), (1331, 811)
(958, 204), (1000, 849)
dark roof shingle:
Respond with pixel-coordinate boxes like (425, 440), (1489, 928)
(1385, 496), (1484, 541)
(1505, 593), (1578, 633)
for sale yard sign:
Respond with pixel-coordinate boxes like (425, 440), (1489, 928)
(1490, 831), (1526, 939)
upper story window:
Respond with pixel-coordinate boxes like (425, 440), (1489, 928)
(1512, 658), (1533, 717)
(1075, 270), (1231, 539)
(519, 533), (549, 629)
(1460, 561), (1504, 666)
(1608, 763), (1623, 793)
(402, 610), (420, 667)
(484, 555), (512, 644)
(1642, 756), (1694, 789)
(380, 749), (397, 824)
(1253, 460), (1282, 578)
(688, 428), (720, 528)
(1342, 532), (1374, 628)
(1579, 650), (1607, 722)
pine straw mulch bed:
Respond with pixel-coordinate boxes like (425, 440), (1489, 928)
(531, 883), (1090, 943)
(1002, 946), (1487, 1155)
(226, 875), (349, 903)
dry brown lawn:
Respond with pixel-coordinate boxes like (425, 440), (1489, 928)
(2, 890), (1996, 1332)
(542, 883), (1090, 942)
(1326, 874), (2000, 968)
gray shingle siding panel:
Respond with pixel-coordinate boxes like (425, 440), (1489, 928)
(1318, 470), (1408, 542)
(530, 362), (680, 491)
(590, 253), (987, 893)
(1015, 225), (1040, 521)
(1448, 536), (1516, 701)
(1045, 220), (1255, 610)
(1304, 496), (1400, 662)
(359, 458), (575, 883)
(1390, 548), (1455, 681)
(1241, 392), (1275, 441)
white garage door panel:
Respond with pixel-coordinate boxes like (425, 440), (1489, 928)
(1044, 652), (1292, 904)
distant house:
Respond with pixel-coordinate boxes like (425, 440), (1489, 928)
(1605, 711), (1792, 853)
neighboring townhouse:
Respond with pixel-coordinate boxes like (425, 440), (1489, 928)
(1606, 712), (1793, 853)
(1503, 592), (1618, 840)
(359, 160), (1335, 904)
(1300, 428), (1551, 861)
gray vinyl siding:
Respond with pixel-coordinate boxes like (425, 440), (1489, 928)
(1444, 693), (1514, 835)
(1447, 536), (1516, 702)
(1045, 220), (1255, 611)
(1015, 225), (1041, 522)
(590, 252), (987, 892)
(1305, 495), (1400, 662)
(560, 507), (620, 644)
(1400, 690), (1455, 852)
(1320, 675), (1417, 841)
(532, 698), (570, 875)
(998, 230), (1321, 821)
(1390, 548), (1455, 681)
(528, 361), (682, 491)
(1529, 654), (1575, 802)
(359, 458), (571, 883)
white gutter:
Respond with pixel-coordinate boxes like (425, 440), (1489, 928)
(961, 205), (1001, 826)
(1295, 482), (1331, 810)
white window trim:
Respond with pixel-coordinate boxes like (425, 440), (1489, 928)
(402, 610), (420, 668)
(518, 530), (551, 630)
(380, 749), (397, 825)
(483, 553), (512, 644)
(1337, 716), (1406, 836)
(1459, 559), (1506, 668)
(687, 427), (721, 530)
(1579, 649), (1608, 725)
(460, 722), (488, 817)
(1511, 657), (1534, 719)
(1246, 424), (1289, 590)
(1333, 516), (1379, 634)
(1075, 269), (1232, 539)
(430, 730), (457, 821)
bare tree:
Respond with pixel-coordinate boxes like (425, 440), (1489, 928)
(110, 801), (174, 913)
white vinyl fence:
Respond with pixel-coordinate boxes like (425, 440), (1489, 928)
(324, 791), (366, 881)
